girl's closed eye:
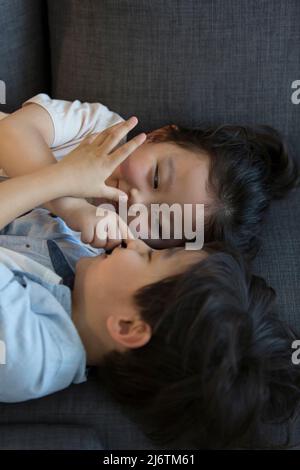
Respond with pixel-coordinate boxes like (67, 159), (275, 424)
(148, 249), (153, 261)
(153, 163), (159, 189)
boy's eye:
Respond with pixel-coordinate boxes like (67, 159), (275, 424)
(153, 164), (159, 189)
(148, 249), (153, 261)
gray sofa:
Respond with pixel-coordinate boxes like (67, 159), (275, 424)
(0, 0), (299, 449)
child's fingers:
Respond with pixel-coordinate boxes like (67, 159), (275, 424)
(91, 232), (108, 249)
(80, 219), (96, 244)
(107, 133), (147, 171)
(92, 116), (138, 149)
(95, 209), (136, 245)
(102, 237), (122, 251)
(97, 118), (139, 155)
(117, 214), (136, 241)
(80, 132), (99, 145)
(101, 185), (128, 202)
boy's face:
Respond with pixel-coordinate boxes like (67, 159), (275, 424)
(73, 239), (206, 356)
(103, 132), (211, 248)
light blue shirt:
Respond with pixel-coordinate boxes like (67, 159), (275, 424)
(0, 208), (103, 402)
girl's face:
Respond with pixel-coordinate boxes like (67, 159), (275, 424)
(104, 133), (212, 248)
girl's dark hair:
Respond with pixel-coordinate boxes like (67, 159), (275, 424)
(147, 124), (299, 257)
(98, 247), (300, 449)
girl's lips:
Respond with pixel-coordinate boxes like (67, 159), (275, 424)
(117, 177), (130, 198)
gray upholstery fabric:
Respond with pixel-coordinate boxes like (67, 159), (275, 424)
(0, 0), (50, 113)
(48, 0), (300, 157)
(0, 376), (154, 449)
(252, 188), (300, 331)
(0, 0), (299, 450)
(251, 188), (300, 448)
(0, 424), (103, 450)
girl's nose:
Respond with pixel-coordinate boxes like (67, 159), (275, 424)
(129, 187), (154, 209)
(129, 187), (143, 204)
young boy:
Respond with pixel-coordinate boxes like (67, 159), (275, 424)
(0, 117), (299, 449)
(0, 93), (298, 254)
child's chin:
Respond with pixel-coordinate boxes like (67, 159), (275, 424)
(75, 256), (94, 273)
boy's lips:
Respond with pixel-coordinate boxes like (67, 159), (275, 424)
(96, 252), (107, 262)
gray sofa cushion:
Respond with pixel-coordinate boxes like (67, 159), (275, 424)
(0, 0), (299, 450)
(252, 188), (300, 330)
(0, 424), (103, 450)
(0, 0), (50, 113)
(48, 0), (300, 155)
(0, 375), (154, 449)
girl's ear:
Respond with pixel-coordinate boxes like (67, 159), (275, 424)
(106, 314), (152, 350)
(146, 124), (179, 142)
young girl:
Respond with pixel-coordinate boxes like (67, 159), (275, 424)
(0, 93), (298, 254)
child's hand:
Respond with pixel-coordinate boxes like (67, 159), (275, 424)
(88, 207), (135, 250)
(61, 200), (135, 249)
(57, 117), (146, 201)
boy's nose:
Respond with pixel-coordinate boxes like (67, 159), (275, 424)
(126, 238), (150, 253)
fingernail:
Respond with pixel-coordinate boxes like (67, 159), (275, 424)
(128, 116), (138, 124)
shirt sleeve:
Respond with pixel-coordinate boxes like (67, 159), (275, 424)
(0, 263), (86, 403)
(22, 93), (126, 148)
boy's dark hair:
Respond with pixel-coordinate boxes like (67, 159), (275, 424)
(147, 124), (299, 257)
(98, 246), (300, 449)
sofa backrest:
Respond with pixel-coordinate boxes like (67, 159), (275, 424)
(0, 0), (50, 112)
(47, 0), (300, 158)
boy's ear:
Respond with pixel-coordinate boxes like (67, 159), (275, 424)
(106, 314), (152, 350)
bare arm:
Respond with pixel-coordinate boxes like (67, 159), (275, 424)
(0, 103), (90, 217)
(0, 103), (55, 173)
(0, 165), (70, 230)
(0, 116), (144, 231)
